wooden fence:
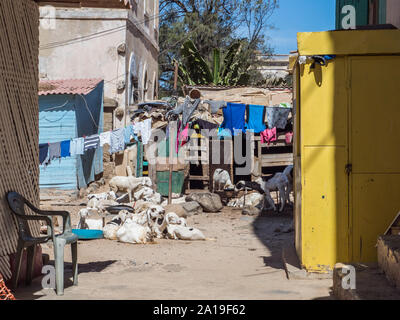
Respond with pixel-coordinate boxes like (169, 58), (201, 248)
(0, 0), (40, 280)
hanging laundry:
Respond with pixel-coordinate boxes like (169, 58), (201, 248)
(204, 100), (227, 114)
(265, 106), (291, 129)
(70, 137), (85, 156)
(124, 125), (134, 145)
(260, 127), (277, 145)
(134, 119), (152, 145)
(165, 96), (201, 129)
(99, 131), (111, 147)
(60, 140), (71, 158)
(43, 142), (61, 166)
(221, 103), (246, 135)
(176, 123), (189, 153)
(285, 132), (293, 144)
(217, 127), (232, 138)
(39, 143), (49, 165)
(84, 134), (100, 152)
(245, 104), (267, 133)
(129, 124), (138, 142)
(110, 128), (125, 154)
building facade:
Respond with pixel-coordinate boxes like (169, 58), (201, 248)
(38, 0), (160, 129)
(336, 0), (400, 29)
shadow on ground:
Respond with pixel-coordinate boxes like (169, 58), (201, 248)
(13, 260), (117, 300)
(252, 205), (294, 272)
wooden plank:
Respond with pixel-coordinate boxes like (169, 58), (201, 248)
(261, 153), (293, 161)
(156, 162), (187, 172)
(188, 176), (209, 181)
(261, 161), (293, 168)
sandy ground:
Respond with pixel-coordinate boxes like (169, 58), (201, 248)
(14, 198), (334, 300)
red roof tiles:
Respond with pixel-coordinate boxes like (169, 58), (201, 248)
(39, 78), (103, 96)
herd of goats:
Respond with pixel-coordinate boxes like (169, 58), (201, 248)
(76, 165), (294, 244)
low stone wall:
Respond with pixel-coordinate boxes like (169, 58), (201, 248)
(377, 235), (400, 289)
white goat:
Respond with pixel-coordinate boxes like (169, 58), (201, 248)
(283, 165), (294, 205)
(77, 208), (103, 230)
(116, 219), (152, 244)
(109, 176), (152, 202)
(213, 169), (235, 192)
(87, 191), (116, 202)
(158, 212), (206, 241)
(256, 173), (289, 212)
(133, 186), (163, 204)
(103, 210), (132, 240)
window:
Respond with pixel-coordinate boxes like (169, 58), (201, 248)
(143, 71), (148, 101)
(128, 53), (139, 105)
(153, 72), (158, 99)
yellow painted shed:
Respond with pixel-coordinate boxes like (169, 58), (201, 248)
(293, 29), (400, 273)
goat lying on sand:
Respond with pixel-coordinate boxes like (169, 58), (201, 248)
(77, 208), (103, 230)
(116, 218), (152, 244)
(103, 210), (132, 240)
(156, 212), (206, 241)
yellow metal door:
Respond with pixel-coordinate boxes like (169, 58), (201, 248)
(299, 57), (349, 272)
(350, 56), (400, 262)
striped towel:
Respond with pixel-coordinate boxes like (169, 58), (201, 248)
(84, 134), (100, 151)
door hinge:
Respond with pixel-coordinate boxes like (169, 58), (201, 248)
(345, 163), (352, 175)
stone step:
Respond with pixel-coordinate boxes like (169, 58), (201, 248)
(377, 235), (400, 289)
(333, 262), (400, 300)
(282, 244), (332, 280)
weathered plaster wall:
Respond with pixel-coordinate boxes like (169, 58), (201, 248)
(39, 5), (159, 128)
(386, 0), (400, 28)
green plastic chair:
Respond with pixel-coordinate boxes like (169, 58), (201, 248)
(7, 191), (79, 296)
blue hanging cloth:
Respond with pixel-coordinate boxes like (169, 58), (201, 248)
(245, 104), (266, 133)
(221, 102), (246, 135)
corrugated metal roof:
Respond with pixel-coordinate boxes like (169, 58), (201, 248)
(39, 78), (103, 96)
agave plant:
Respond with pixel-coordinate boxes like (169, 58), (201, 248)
(177, 40), (251, 86)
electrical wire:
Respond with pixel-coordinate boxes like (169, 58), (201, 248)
(76, 94), (100, 129)
(40, 11), (167, 50)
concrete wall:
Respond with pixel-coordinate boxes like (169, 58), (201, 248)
(39, 4), (159, 128)
(386, 0), (400, 28)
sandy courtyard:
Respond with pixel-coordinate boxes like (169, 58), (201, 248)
(14, 202), (334, 300)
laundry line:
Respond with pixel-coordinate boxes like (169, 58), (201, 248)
(39, 118), (152, 167)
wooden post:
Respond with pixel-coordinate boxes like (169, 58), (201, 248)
(168, 121), (176, 204)
(173, 61), (178, 95)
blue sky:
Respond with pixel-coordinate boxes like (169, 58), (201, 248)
(266, 0), (336, 54)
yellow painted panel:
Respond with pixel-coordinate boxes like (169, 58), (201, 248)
(350, 56), (400, 173)
(300, 58), (347, 147)
(302, 146), (348, 272)
(298, 30), (400, 56)
(352, 174), (400, 262)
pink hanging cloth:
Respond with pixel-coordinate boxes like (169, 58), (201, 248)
(176, 123), (189, 153)
(260, 127), (277, 145)
(285, 131), (293, 144)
